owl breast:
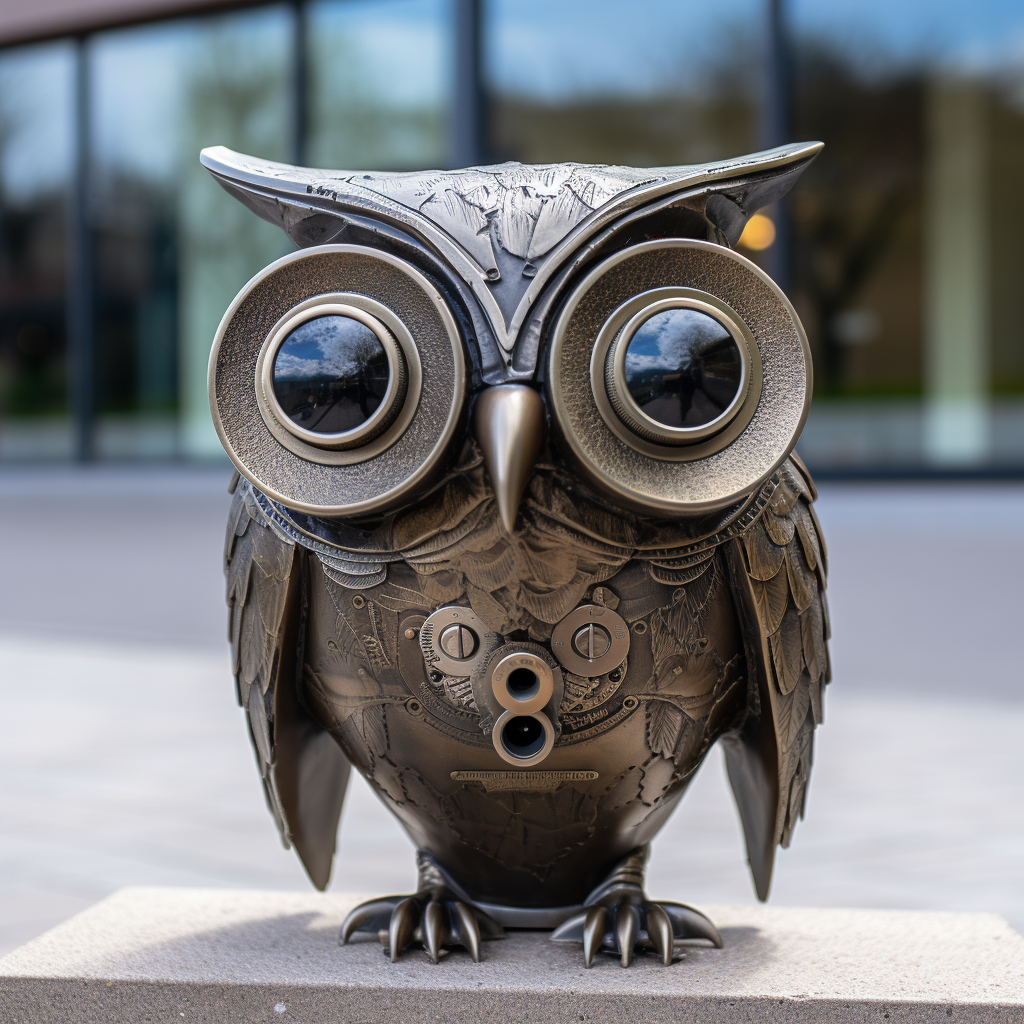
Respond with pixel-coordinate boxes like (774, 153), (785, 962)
(300, 522), (747, 909)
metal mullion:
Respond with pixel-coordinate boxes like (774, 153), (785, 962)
(68, 34), (95, 461)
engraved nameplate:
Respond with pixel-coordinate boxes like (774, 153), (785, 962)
(450, 770), (599, 792)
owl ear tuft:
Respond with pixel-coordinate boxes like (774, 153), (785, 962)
(702, 152), (819, 247)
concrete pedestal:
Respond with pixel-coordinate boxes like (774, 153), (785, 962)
(1, 888), (1022, 1023)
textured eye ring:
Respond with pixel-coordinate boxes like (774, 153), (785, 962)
(256, 298), (414, 453)
(546, 238), (811, 515)
(209, 244), (465, 517)
(593, 289), (758, 450)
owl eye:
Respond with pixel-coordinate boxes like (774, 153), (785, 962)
(209, 245), (465, 517)
(603, 301), (750, 445)
(262, 306), (407, 450)
(547, 238), (811, 515)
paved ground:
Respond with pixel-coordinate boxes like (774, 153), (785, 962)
(1, 467), (1022, 956)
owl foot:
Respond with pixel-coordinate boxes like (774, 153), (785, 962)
(551, 896), (722, 967)
(550, 846), (722, 967)
(341, 850), (504, 963)
(341, 892), (503, 963)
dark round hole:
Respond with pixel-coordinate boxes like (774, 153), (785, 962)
(272, 314), (390, 434)
(506, 667), (539, 699)
(501, 715), (547, 759)
(623, 308), (742, 429)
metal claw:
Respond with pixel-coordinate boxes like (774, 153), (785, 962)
(388, 898), (417, 962)
(662, 903), (724, 948)
(423, 900), (448, 963)
(340, 898), (397, 944)
(615, 902), (639, 968)
(646, 904), (675, 966)
(582, 905), (610, 968)
(452, 901), (482, 963)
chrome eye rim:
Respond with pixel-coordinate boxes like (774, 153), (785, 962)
(586, 285), (762, 463)
(256, 300), (409, 451)
(593, 290), (755, 449)
(252, 291), (423, 467)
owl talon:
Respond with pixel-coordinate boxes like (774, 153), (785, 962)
(341, 891), (502, 963)
(552, 896), (721, 966)
(582, 905), (609, 968)
(646, 903), (674, 966)
(452, 901), (483, 963)
(340, 897), (399, 945)
(661, 902), (723, 948)
(389, 898), (417, 963)
(615, 900), (639, 967)
(422, 900), (448, 962)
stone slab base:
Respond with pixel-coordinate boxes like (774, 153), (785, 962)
(1, 887), (1022, 1023)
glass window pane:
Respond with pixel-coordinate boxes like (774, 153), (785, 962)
(0, 42), (74, 459)
(175, 7), (295, 459)
(485, 0), (762, 166)
(790, 0), (1024, 469)
(308, 0), (447, 170)
(89, 7), (294, 459)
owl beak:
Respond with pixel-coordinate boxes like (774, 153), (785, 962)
(473, 385), (545, 534)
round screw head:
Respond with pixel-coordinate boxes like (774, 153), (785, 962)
(572, 623), (611, 660)
(439, 623), (479, 661)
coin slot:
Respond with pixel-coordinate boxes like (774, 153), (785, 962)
(439, 623), (479, 661)
(421, 605), (496, 678)
(572, 623), (612, 660)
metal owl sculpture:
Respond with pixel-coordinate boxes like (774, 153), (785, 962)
(204, 140), (830, 968)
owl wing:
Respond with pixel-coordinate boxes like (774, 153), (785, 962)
(719, 456), (830, 899)
(225, 477), (351, 889)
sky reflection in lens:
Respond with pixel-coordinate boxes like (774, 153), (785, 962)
(623, 308), (742, 429)
(272, 315), (390, 434)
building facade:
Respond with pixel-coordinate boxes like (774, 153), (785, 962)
(1, 0), (1022, 471)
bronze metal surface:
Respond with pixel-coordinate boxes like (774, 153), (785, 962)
(209, 246), (463, 516)
(211, 147), (830, 967)
(201, 142), (823, 381)
(549, 240), (808, 513)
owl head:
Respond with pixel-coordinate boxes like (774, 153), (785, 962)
(204, 144), (819, 529)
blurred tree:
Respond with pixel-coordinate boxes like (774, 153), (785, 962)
(791, 38), (924, 398)
(490, 25), (757, 167)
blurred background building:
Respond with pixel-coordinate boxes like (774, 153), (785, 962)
(0, 0), (1022, 472)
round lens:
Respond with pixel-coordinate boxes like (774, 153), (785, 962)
(272, 315), (390, 434)
(501, 715), (546, 759)
(623, 308), (743, 429)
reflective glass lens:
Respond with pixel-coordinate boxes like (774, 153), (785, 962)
(623, 308), (743, 429)
(272, 315), (390, 434)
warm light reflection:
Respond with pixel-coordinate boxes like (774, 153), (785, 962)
(738, 213), (776, 251)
